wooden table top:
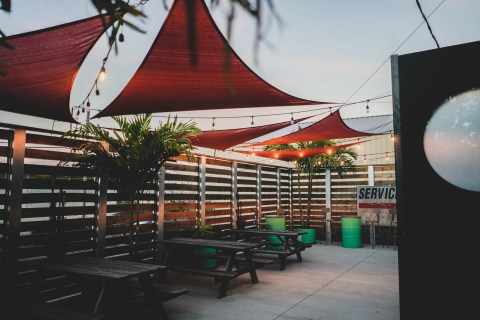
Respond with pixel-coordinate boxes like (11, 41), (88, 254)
(160, 237), (262, 250)
(27, 255), (166, 280)
(225, 229), (307, 236)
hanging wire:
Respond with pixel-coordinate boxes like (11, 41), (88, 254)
(416, 0), (440, 48)
(343, 0), (446, 105)
(151, 94), (390, 123)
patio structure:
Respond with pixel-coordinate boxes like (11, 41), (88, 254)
(2, 0), (478, 318)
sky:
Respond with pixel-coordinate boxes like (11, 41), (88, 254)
(2, 0), (480, 134)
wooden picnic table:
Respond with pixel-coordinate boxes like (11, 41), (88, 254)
(12, 255), (183, 320)
(159, 237), (264, 298)
(225, 228), (311, 271)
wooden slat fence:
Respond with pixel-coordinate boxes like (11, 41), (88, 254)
(0, 124), (396, 298)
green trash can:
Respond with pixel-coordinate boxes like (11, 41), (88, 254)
(265, 217), (286, 250)
(296, 227), (316, 244)
(341, 216), (362, 248)
(195, 247), (217, 269)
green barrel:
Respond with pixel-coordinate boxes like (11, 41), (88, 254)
(296, 227), (317, 244)
(265, 217), (286, 250)
(341, 216), (362, 248)
(195, 247), (217, 269)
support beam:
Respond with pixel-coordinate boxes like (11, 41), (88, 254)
(6, 129), (26, 292)
(95, 174), (107, 257)
(156, 166), (166, 261)
(231, 161), (238, 226)
(198, 156), (206, 225)
(256, 164), (262, 224)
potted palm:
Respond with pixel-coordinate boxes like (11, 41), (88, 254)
(265, 139), (357, 244)
(60, 113), (200, 259)
(192, 218), (219, 268)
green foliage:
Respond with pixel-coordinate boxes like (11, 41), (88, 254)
(265, 139), (358, 227)
(264, 140), (358, 178)
(192, 218), (217, 239)
(60, 113), (200, 202)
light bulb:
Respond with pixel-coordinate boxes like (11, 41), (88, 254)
(99, 67), (106, 82)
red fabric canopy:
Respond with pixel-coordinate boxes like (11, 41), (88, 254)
(234, 141), (363, 162)
(190, 116), (312, 151)
(94, 0), (330, 119)
(246, 110), (375, 147)
(0, 15), (110, 122)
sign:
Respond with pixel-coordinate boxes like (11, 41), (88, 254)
(357, 186), (396, 209)
(357, 186), (396, 225)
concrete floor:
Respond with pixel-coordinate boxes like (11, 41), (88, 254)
(120, 242), (400, 320)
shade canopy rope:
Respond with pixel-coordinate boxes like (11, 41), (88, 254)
(93, 0), (331, 119)
(0, 15), (111, 123)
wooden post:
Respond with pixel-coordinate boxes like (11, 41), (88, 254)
(256, 164), (262, 224)
(198, 155), (206, 225)
(288, 168), (293, 230)
(156, 166), (166, 261)
(231, 161), (238, 226)
(276, 168), (281, 212)
(6, 129), (26, 293)
(95, 174), (107, 257)
(325, 168), (332, 243)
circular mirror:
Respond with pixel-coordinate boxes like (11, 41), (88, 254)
(423, 88), (480, 192)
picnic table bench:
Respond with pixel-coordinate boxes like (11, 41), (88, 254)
(5, 255), (186, 320)
(225, 229), (312, 271)
(159, 237), (264, 298)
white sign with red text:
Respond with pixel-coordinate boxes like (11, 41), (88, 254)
(357, 186), (396, 225)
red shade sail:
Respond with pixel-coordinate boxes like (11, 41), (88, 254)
(246, 110), (375, 147)
(94, 0), (330, 119)
(190, 116), (312, 151)
(234, 141), (363, 162)
(0, 15), (110, 123)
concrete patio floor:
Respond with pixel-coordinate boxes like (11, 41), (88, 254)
(120, 242), (400, 320)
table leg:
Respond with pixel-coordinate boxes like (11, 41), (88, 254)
(93, 283), (106, 314)
(218, 252), (235, 299)
(138, 274), (169, 320)
(291, 237), (303, 262)
(242, 250), (258, 284)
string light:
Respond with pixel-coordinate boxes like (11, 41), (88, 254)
(251, 116), (254, 126)
(364, 155), (367, 163)
(150, 94), (391, 123)
(391, 133), (395, 141)
(366, 100), (370, 113)
(385, 152), (389, 161)
(290, 113), (294, 125)
(119, 22), (125, 42)
(99, 67), (106, 82)
(212, 117), (215, 129)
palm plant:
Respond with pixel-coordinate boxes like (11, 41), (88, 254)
(265, 140), (357, 227)
(61, 113), (200, 258)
